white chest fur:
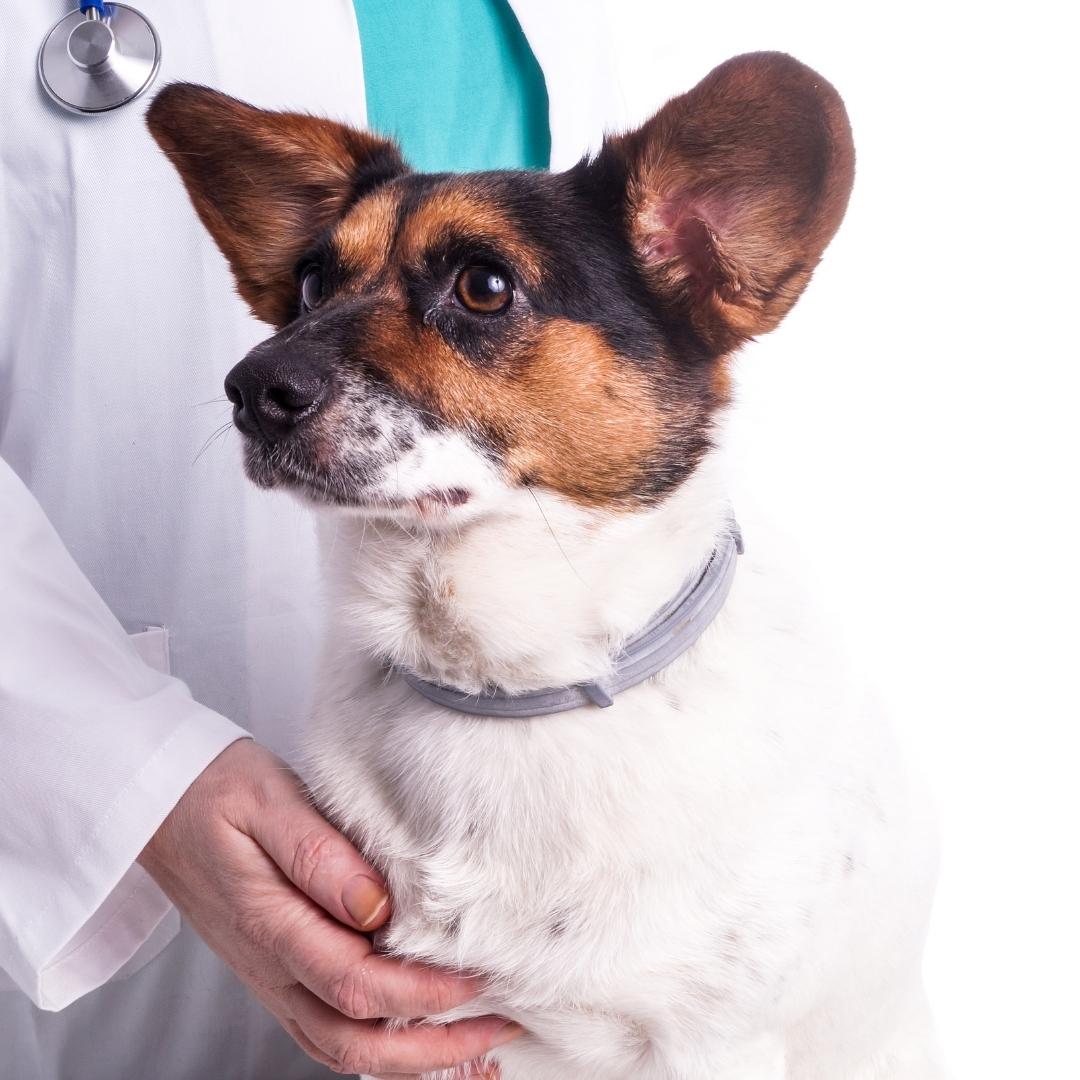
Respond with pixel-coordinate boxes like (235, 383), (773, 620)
(301, 455), (941, 1079)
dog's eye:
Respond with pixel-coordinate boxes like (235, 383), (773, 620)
(454, 265), (512, 315)
(300, 269), (323, 313)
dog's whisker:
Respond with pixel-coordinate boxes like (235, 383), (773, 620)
(527, 484), (588, 587)
(192, 422), (234, 466)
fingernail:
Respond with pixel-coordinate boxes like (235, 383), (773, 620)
(342, 875), (390, 930)
(489, 1021), (525, 1048)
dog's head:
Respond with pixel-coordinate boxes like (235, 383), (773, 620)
(148, 53), (853, 525)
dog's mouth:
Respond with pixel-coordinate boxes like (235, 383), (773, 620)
(338, 486), (473, 518)
(241, 435), (475, 520)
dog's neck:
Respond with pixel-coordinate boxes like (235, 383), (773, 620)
(316, 446), (733, 695)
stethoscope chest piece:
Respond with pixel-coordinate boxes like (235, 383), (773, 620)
(38, 3), (161, 115)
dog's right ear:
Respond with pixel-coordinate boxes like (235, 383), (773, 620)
(147, 84), (406, 328)
(596, 52), (854, 357)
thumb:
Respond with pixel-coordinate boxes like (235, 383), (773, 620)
(242, 761), (392, 933)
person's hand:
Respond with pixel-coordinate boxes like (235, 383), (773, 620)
(138, 739), (521, 1076)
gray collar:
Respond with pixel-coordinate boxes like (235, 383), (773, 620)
(398, 524), (743, 719)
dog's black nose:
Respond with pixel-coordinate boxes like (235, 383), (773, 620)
(225, 350), (331, 442)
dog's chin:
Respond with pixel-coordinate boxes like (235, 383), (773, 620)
(295, 483), (476, 526)
(242, 441), (478, 525)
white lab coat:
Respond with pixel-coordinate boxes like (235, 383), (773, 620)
(0, 2), (625, 1076)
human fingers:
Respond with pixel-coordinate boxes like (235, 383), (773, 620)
(285, 989), (522, 1076)
(273, 907), (484, 1021)
(280, 1016), (341, 1071)
(372, 1063), (501, 1079)
(236, 750), (393, 931)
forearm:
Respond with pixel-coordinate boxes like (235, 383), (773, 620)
(0, 455), (248, 1008)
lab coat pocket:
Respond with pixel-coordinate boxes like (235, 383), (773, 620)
(127, 625), (172, 676)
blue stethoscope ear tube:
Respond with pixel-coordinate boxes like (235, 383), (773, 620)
(38, 3), (161, 115)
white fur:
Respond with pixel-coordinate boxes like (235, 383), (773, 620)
(301, 428), (943, 1079)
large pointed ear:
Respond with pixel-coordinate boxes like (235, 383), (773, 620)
(146, 83), (406, 327)
(602, 52), (854, 354)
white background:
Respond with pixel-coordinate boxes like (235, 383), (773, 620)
(606, 2), (1079, 1076)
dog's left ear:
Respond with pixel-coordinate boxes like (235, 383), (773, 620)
(147, 84), (406, 328)
(601, 52), (854, 353)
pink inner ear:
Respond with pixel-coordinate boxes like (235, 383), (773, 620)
(643, 192), (744, 301)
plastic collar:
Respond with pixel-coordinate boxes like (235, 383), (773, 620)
(398, 523), (743, 718)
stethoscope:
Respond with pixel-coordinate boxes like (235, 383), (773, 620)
(38, 0), (161, 114)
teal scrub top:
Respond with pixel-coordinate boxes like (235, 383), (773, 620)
(352, 0), (551, 172)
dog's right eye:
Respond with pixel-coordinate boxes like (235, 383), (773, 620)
(300, 269), (323, 313)
(455, 265), (513, 315)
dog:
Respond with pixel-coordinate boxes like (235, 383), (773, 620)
(148, 52), (943, 1079)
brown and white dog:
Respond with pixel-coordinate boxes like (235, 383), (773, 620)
(148, 53), (943, 1079)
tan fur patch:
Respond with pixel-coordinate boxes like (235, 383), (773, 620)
(499, 321), (667, 501)
(360, 311), (668, 508)
(398, 185), (545, 286)
(333, 187), (402, 285)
